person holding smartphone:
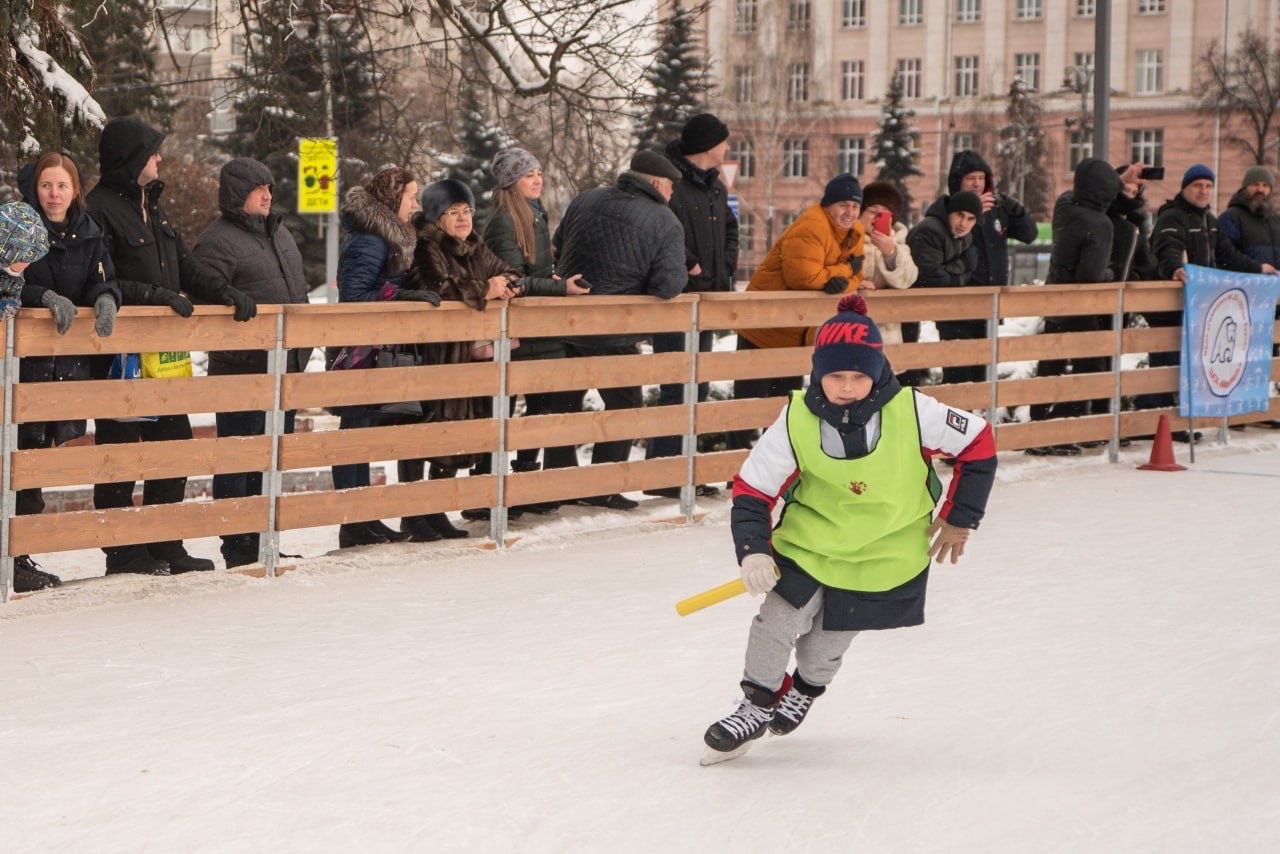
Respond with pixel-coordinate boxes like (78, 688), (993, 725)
(855, 182), (919, 380)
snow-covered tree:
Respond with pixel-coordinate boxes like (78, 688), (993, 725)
(68, 0), (171, 128)
(0, 0), (105, 186)
(997, 75), (1051, 219)
(871, 73), (923, 220)
(433, 87), (516, 232)
(632, 0), (711, 152)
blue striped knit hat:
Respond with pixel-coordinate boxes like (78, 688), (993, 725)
(0, 200), (50, 268)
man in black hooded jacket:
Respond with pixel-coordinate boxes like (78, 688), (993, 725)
(1026, 158), (1122, 454)
(85, 117), (257, 576)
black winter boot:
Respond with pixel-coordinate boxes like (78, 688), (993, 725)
(149, 542), (215, 574)
(12, 556), (61, 592)
(104, 545), (170, 576)
(399, 515), (442, 543)
(338, 521), (390, 548)
(367, 520), (411, 543)
(425, 512), (469, 539)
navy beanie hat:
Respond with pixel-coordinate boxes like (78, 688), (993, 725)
(948, 190), (984, 219)
(1182, 163), (1215, 188)
(811, 293), (886, 382)
(419, 179), (475, 223)
(680, 113), (730, 155)
(821, 173), (864, 207)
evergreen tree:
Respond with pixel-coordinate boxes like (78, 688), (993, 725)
(871, 73), (923, 220)
(633, 0), (711, 153)
(219, 0), (377, 287)
(433, 87), (515, 232)
(69, 0), (171, 125)
(997, 75), (1051, 219)
(0, 0), (105, 182)
(64, 0), (173, 167)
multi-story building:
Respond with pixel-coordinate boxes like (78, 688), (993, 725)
(702, 0), (1278, 273)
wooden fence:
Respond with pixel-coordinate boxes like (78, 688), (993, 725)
(2, 282), (1277, 597)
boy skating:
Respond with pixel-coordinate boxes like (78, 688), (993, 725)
(703, 294), (997, 763)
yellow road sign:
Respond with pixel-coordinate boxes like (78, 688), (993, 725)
(298, 137), (338, 213)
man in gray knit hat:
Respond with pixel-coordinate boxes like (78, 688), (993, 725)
(1219, 164), (1280, 422)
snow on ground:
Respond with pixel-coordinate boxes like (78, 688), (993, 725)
(4, 432), (1280, 852)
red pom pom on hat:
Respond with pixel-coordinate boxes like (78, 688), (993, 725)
(837, 293), (868, 315)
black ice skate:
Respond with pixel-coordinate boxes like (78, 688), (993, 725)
(768, 672), (826, 736)
(701, 682), (776, 765)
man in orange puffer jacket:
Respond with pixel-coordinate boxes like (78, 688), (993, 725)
(727, 174), (866, 450)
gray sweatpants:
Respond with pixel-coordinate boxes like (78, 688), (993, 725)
(743, 589), (859, 693)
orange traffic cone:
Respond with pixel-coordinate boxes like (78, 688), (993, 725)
(1138, 414), (1187, 471)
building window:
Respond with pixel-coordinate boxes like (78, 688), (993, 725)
(1136, 49), (1163, 94)
(735, 0), (758, 34)
(1137, 0), (1165, 13)
(782, 138), (809, 178)
(898, 0), (923, 25)
(1015, 0), (1042, 19)
(954, 56), (980, 97)
(1075, 0), (1096, 15)
(897, 58), (922, 98)
(841, 60), (865, 101)
(842, 0), (866, 27)
(956, 0), (981, 23)
(1129, 129), (1163, 167)
(734, 65), (755, 104)
(787, 0), (811, 31)
(949, 133), (977, 163)
(730, 140), (755, 179)
(836, 137), (866, 176)
(1074, 51), (1095, 72)
(739, 212), (756, 254)
(1067, 130), (1093, 169)
(1014, 52), (1041, 91)
(787, 63), (810, 102)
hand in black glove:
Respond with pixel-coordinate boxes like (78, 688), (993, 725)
(1000, 194), (1028, 219)
(823, 276), (850, 295)
(159, 289), (194, 317)
(394, 288), (442, 306)
(848, 253), (864, 277)
(40, 291), (76, 335)
(218, 286), (257, 322)
(93, 293), (117, 337)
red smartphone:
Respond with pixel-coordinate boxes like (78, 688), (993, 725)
(873, 210), (892, 235)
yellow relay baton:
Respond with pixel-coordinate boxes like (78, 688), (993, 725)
(675, 567), (781, 617)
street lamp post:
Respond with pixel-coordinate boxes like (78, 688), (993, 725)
(317, 13), (338, 303)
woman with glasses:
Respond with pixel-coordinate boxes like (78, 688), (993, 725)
(399, 179), (520, 539)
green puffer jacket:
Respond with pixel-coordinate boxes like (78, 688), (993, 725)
(483, 200), (568, 357)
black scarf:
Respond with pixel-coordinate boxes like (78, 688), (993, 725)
(804, 363), (902, 457)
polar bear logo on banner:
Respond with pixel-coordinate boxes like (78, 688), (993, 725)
(1200, 288), (1250, 397)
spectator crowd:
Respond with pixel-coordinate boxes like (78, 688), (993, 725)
(4, 111), (1278, 592)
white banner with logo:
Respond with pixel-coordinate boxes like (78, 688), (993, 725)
(1180, 263), (1280, 418)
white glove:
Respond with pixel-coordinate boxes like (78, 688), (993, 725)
(740, 553), (778, 595)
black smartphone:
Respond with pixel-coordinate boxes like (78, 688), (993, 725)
(1139, 166), (1165, 180)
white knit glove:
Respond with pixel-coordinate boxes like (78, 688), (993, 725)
(740, 553), (779, 595)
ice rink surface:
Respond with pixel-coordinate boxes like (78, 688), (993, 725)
(3, 435), (1279, 853)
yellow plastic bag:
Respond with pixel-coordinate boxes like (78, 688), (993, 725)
(140, 350), (193, 379)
